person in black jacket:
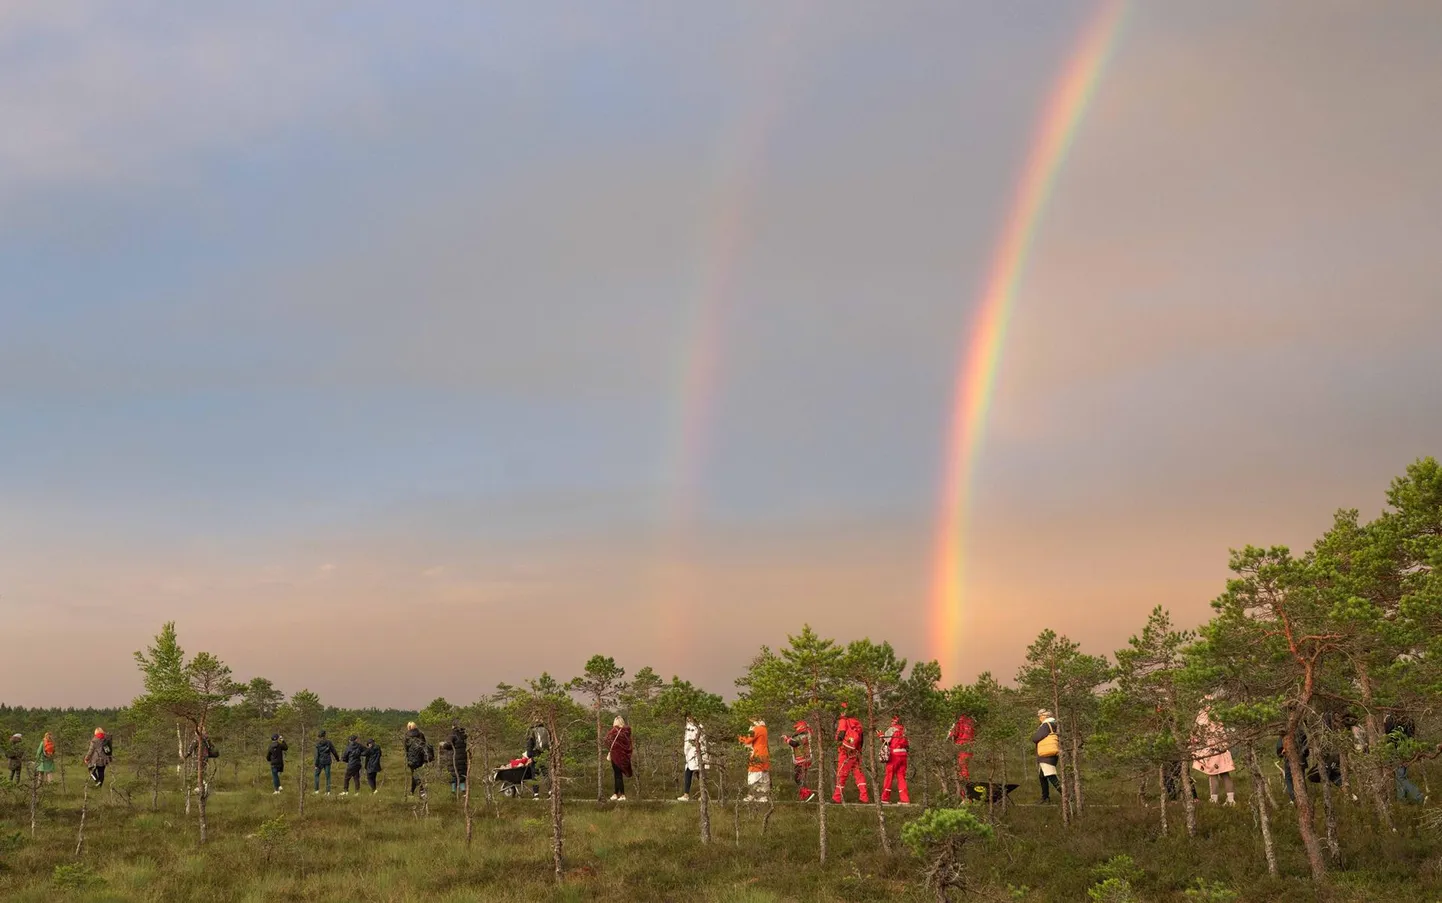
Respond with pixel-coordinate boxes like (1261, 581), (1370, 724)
(6, 733), (22, 784)
(340, 735), (365, 796)
(267, 734), (288, 794)
(314, 730), (341, 795)
(403, 722), (429, 796)
(443, 723), (469, 794)
(362, 738), (383, 793)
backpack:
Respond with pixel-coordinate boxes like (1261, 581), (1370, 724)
(1037, 722), (1060, 758)
(206, 741), (220, 759)
(101, 739), (113, 758)
(532, 726), (551, 753)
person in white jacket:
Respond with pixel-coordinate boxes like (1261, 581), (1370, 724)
(677, 715), (708, 801)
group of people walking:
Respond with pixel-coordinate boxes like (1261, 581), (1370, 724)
(264, 731), (383, 795)
(5, 729), (113, 789)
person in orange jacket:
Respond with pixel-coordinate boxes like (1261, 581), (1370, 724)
(833, 704), (869, 803)
(947, 713), (976, 784)
(878, 715), (910, 804)
(738, 718), (770, 802)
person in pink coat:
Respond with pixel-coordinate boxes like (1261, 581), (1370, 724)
(1193, 699), (1235, 805)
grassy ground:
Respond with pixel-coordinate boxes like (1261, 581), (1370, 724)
(0, 767), (1438, 901)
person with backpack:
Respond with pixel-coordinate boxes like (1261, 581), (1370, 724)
(403, 723), (430, 796)
(266, 733), (288, 794)
(184, 730), (219, 794)
(84, 728), (113, 788)
(677, 714), (708, 801)
(525, 721), (550, 800)
(833, 705), (869, 804)
(1032, 709), (1062, 803)
(878, 715), (910, 804)
(7, 733), (24, 784)
(362, 738), (383, 793)
(603, 716), (634, 801)
(314, 730), (340, 795)
(35, 732), (56, 783)
(782, 719), (816, 802)
(737, 717), (770, 802)
(340, 734), (365, 796)
(947, 713), (976, 783)
(443, 723), (469, 794)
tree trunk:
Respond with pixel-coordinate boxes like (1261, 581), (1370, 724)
(595, 707), (604, 802)
(1158, 765), (1168, 835)
(813, 707), (829, 864)
(698, 725), (712, 845)
(196, 728), (209, 844)
(1182, 762), (1197, 838)
(1070, 731), (1084, 817)
(1247, 747), (1278, 877)
(547, 711), (564, 880)
(29, 767), (40, 837)
(1049, 681), (1072, 827)
(864, 690), (891, 854)
(1282, 728), (1327, 882)
(1354, 664), (1395, 831)
(464, 743), (474, 848)
(151, 744), (162, 811)
(75, 781), (89, 856)
(297, 725), (306, 819)
(1310, 726), (1341, 861)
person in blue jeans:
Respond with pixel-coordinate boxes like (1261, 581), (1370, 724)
(267, 734), (288, 793)
(1385, 712), (1424, 803)
(314, 730), (341, 794)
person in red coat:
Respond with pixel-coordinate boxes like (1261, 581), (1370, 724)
(833, 704), (869, 803)
(603, 716), (633, 801)
(878, 715), (910, 804)
(782, 720), (816, 802)
(948, 713), (976, 783)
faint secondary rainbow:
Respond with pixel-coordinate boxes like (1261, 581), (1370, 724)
(928, 0), (1128, 680)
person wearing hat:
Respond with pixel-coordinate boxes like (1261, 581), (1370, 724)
(1031, 709), (1062, 803)
(362, 738), (383, 793)
(7, 733), (24, 784)
(782, 719), (816, 802)
(83, 727), (113, 788)
(832, 704), (869, 804)
(677, 714), (708, 801)
(878, 715), (910, 804)
(340, 734), (365, 796)
(266, 733), (288, 794)
(314, 730), (341, 795)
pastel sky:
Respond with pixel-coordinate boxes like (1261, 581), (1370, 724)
(4, 1), (1440, 708)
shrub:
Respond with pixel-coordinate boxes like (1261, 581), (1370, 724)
(52, 862), (103, 890)
(901, 807), (995, 902)
(1182, 878), (1239, 902)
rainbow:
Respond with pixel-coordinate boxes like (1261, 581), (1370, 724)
(928, 0), (1128, 680)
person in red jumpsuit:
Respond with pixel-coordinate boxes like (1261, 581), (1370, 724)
(782, 719), (816, 801)
(878, 715), (910, 804)
(832, 704), (869, 803)
(948, 713), (976, 784)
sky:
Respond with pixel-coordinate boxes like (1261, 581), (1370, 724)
(3, 1), (1441, 708)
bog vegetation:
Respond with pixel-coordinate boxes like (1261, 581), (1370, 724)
(1, 459), (1440, 901)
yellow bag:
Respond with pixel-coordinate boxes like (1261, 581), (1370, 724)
(1037, 723), (1060, 758)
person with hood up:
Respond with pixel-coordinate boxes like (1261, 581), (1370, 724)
(1192, 699), (1235, 805)
(878, 715), (910, 804)
(783, 719), (816, 802)
(833, 704), (869, 804)
(362, 738), (383, 793)
(1031, 710), (1062, 803)
(947, 713), (976, 782)
(84, 728), (113, 788)
(677, 714), (708, 801)
(403, 722), (430, 796)
(7, 733), (23, 784)
(266, 733), (288, 793)
(35, 732), (56, 783)
(340, 735), (365, 796)
(314, 730), (340, 794)
(603, 716), (634, 801)
(738, 718), (770, 802)
(443, 723), (469, 794)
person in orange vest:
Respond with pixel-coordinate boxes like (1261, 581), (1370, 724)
(782, 719), (816, 801)
(737, 718), (770, 802)
(832, 704), (869, 803)
(878, 715), (910, 804)
(947, 713), (976, 784)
